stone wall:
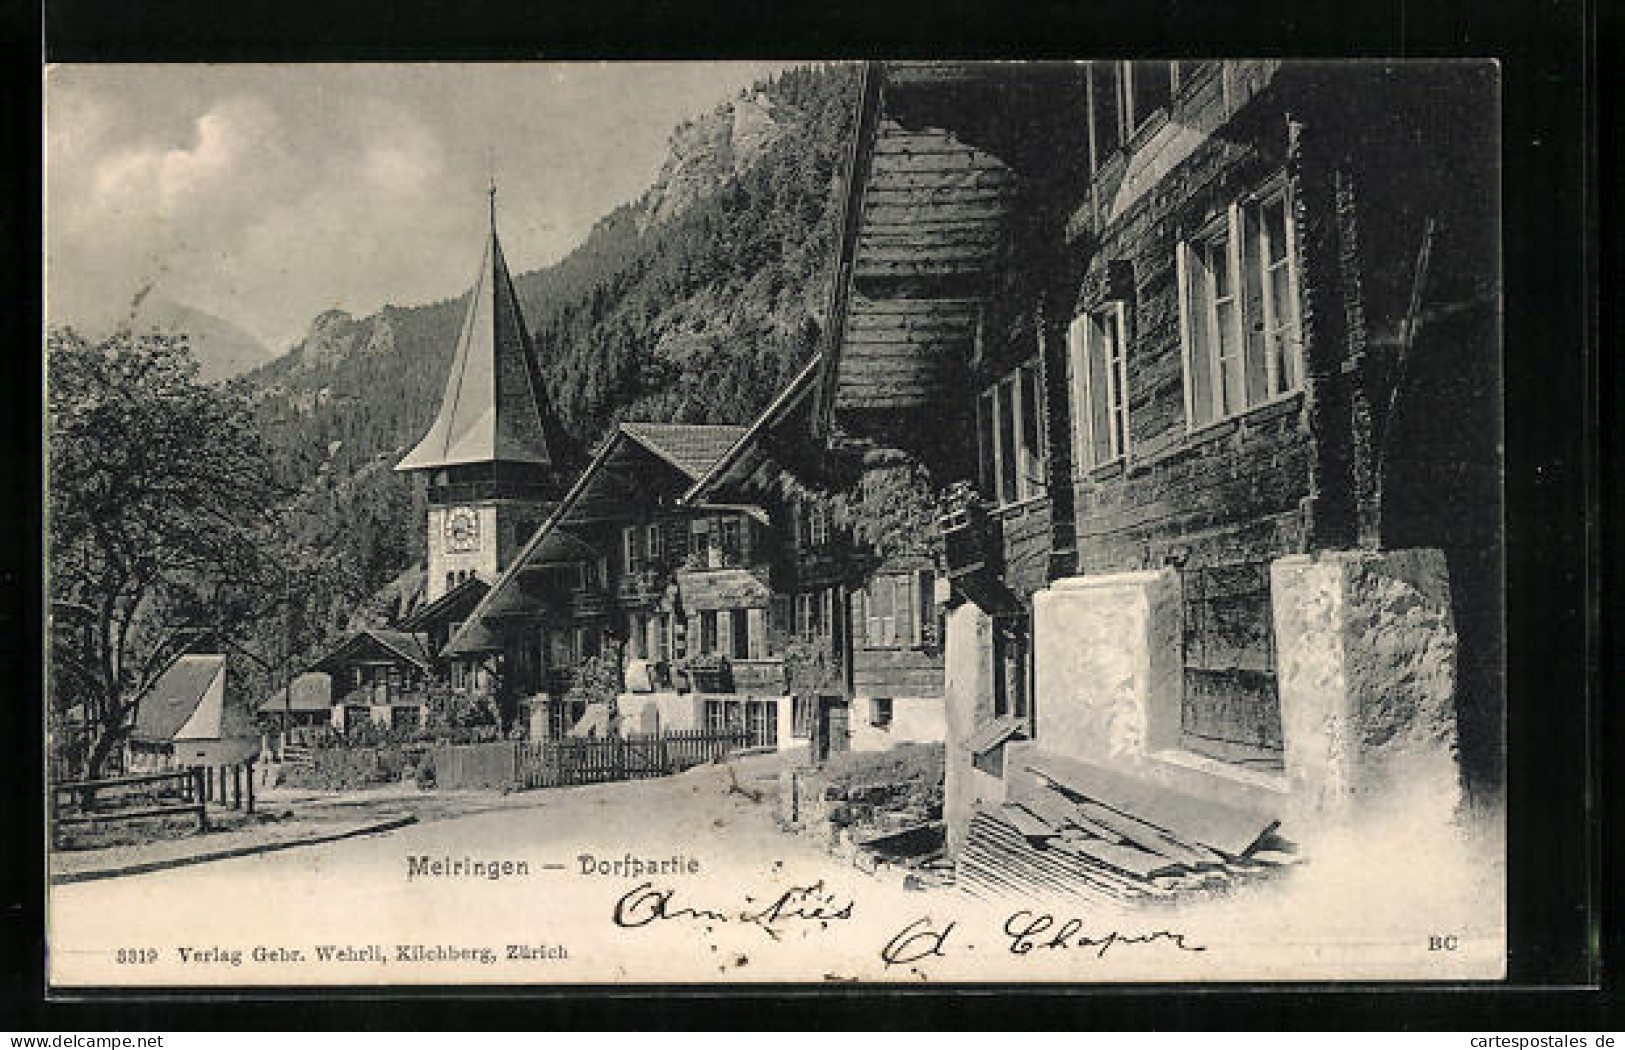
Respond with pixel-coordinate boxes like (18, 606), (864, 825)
(847, 695), (947, 752)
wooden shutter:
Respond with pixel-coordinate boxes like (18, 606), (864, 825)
(1177, 240), (1209, 428)
(894, 574), (914, 648)
(769, 596), (790, 655)
(1066, 316), (1090, 474)
(1086, 315), (1115, 465)
(852, 586), (867, 648)
(747, 608), (767, 660)
(913, 569), (934, 647)
(1240, 201), (1269, 408)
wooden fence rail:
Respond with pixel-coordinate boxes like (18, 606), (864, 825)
(51, 769), (209, 832)
(431, 728), (751, 792)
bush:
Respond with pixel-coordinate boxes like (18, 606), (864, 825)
(279, 744), (426, 790)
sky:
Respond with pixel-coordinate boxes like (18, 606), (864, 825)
(45, 62), (799, 353)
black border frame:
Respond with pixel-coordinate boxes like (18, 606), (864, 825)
(9, 0), (1609, 1029)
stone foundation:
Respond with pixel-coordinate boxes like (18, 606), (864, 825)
(943, 548), (1464, 853)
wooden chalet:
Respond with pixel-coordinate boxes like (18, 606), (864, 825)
(311, 628), (434, 732)
(443, 420), (797, 739)
(816, 61), (1499, 856)
(683, 354), (949, 756)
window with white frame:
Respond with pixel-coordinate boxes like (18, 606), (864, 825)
(1086, 61), (1183, 171)
(646, 522), (663, 565)
(1177, 183), (1303, 428)
(1069, 304), (1131, 471)
(975, 359), (1047, 507)
(794, 589), (831, 644)
(807, 505), (829, 547)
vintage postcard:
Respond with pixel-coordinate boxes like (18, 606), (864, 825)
(44, 60), (1505, 987)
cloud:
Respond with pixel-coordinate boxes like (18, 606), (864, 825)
(45, 63), (803, 352)
(89, 98), (279, 222)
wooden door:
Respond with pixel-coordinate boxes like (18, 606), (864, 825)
(817, 695), (850, 761)
(1180, 562), (1284, 767)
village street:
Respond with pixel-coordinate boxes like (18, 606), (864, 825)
(48, 753), (971, 985)
(49, 748), (1506, 986)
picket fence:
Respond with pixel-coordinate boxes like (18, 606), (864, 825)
(431, 728), (750, 791)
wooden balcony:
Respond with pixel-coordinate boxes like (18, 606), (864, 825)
(569, 588), (611, 618)
(940, 498), (997, 579)
(615, 567), (669, 604)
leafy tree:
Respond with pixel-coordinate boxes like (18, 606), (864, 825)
(48, 328), (285, 777)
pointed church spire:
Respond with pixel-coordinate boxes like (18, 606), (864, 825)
(395, 188), (562, 473)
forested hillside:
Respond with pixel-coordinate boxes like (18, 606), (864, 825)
(240, 63), (859, 678)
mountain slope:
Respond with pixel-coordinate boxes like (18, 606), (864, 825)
(242, 63), (859, 665)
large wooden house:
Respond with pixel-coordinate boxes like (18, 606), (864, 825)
(815, 61), (1499, 853)
(443, 421), (779, 738)
(683, 355), (948, 756)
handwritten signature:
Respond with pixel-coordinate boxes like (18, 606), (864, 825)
(612, 881), (855, 940)
(880, 912), (1205, 967)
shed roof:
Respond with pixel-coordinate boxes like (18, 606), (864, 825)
(131, 654), (226, 743)
(256, 671), (333, 714)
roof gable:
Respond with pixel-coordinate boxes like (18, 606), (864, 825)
(444, 422), (743, 658)
(313, 629), (432, 674)
(619, 423), (751, 480)
(132, 654), (226, 742)
(682, 355), (822, 504)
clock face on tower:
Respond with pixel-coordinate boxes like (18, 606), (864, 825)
(443, 506), (481, 553)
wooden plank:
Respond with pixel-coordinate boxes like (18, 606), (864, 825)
(862, 202), (1011, 226)
(861, 187), (1014, 208)
(844, 330), (973, 351)
(855, 241), (999, 263)
(872, 136), (972, 156)
(858, 226), (1004, 247)
(53, 771), (195, 791)
(1073, 801), (1224, 869)
(869, 152), (1010, 175)
(967, 817), (1145, 903)
(55, 802), (204, 825)
(854, 260), (994, 281)
(1027, 754), (1279, 857)
(846, 311), (978, 333)
(1009, 793), (1083, 832)
(1048, 836), (1188, 880)
(835, 394), (939, 410)
(847, 295), (983, 314)
(864, 169), (1016, 193)
(998, 802), (1058, 838)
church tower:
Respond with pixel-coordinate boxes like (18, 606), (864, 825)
(397, 187), (572, 603)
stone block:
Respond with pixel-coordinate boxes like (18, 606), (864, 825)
(942, 601), (997, 857)
(1271, 548), (1461, 819)
(1032, 569), (1183, 762)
